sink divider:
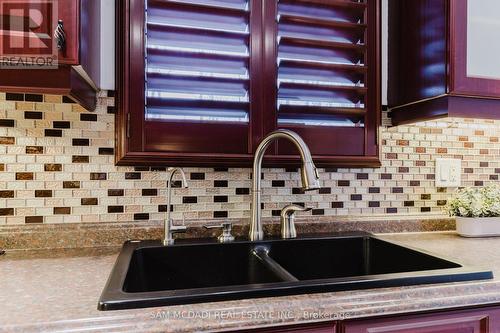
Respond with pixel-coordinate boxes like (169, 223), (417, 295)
(251, 246), (299, 282)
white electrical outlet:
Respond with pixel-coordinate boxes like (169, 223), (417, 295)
(435, 158), (462, 187)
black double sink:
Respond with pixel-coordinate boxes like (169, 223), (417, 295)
(98, 232), (493, 310)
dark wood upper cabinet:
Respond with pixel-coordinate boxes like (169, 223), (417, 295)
(116, 0), (381, 167)
(388, 0), (500, 125)
(0, 0), (97, 110)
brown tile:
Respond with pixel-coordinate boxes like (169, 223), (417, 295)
(396, 140), (409, 146)
(25, 93), (43, 102)
(480, 149), (489, 154)
(6, 92), (23, 101)
(475, 130), (485, 136)
(415, 147), (426, 153)
(80, 113), (97, 121)
(458, 136), (468, 141)
(142, 189), (158, 196)
(125, 172), (141, 180)
(318, 187), (331, 194)
(26, 146), (44, 154)
(24, 111), (43, 119)
(44, 163), (62, 172)
(63, 181), (80, 189)
(108, 189), (124, 196)
(53, 121), (71, 129)
(351, 194), (362, 201)
(0, 136), (15, 144)
(386, 153), (398, 159)
(53, 207), (71, 215)
(35, 190), (52, 197)
(464, 142), (474, 148)
(25, 216), (43, 224)
(98, 147), (114, 155)
(436, 148), (447, 154)
(108, 205), (124, 213)
(90, 172), (107, 180)
(356, 173), (369, 180)
(0, 208), (14, 216)
(0, 119), (15, 127)
(16, 172), (33, 180)
(72, 138), (90, 146)
(0, 164), (4, 171)
(338, 180), (350, 186)
(134, 213), (149, 220)
(81, 198), (98, 205)
(0, 190), (14, 198)
(45, 129), (62, 137)
(72, 155), (89, 163)
(491, 137), (499, 143)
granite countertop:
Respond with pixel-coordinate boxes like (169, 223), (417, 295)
(2, 232), (500, 333)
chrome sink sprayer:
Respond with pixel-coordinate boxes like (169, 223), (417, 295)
(249, 129), (321, 241)
(163, 167), (188, 246)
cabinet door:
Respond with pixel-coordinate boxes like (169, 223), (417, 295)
(237, 322), (336, 333)
(56, 0), (79, 64)
(342, 309), (493, 333)
(451, 0), (500, 98)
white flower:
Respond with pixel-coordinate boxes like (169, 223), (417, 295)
(446, 184), (500, 218)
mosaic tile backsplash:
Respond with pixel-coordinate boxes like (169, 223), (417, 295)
(0, 91), (499, 225)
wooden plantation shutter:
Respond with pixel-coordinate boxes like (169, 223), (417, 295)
(143, 0), (252, 154)
(273, 0), (379, 159)
(117, 0), (380, 167)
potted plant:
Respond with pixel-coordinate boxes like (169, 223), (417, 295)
(447, 184), (500, 237)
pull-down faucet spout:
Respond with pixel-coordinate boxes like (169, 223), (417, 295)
(249, 129), (321, 241)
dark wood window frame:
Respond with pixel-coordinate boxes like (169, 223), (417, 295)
(116, 0), (381, 168)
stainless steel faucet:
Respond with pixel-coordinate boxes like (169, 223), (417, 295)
(163, 167), (188, 246)
(249, 129), (321, 241)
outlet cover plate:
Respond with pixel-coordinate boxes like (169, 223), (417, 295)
(435, 158), (462, 187)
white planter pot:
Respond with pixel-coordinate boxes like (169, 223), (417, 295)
(456, 216), (500, 237)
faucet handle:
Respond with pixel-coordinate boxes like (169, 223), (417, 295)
(281, 204), (312, 218)
(204, 222), (235, 243)
(280, 205), (311, 239)
(169, 219), (187, 234)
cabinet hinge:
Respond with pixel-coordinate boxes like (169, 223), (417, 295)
(126, 113), (131, 138)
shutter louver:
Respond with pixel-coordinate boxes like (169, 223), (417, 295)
(276, 0), (367, 128)
(145, 0), (251, 123)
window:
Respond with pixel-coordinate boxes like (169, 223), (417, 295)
(116, 0), (380, 167)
